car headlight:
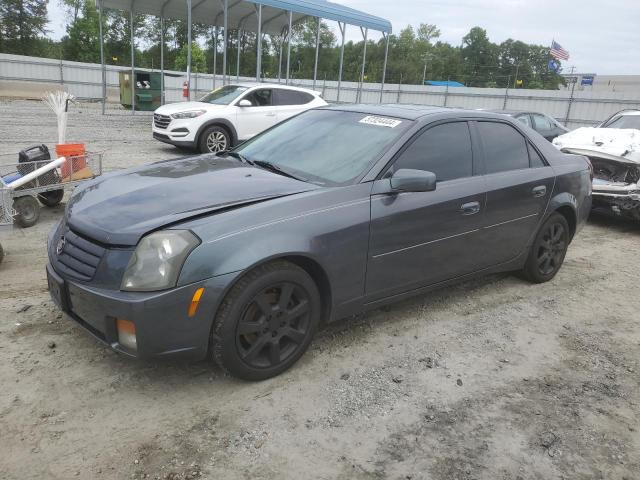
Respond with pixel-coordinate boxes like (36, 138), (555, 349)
(121, 230), (200, 292)
(171, 110), (206, 119)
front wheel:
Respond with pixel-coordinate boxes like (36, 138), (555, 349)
(198, 125), (230, 153)
(211, 260), (321, 380)
(521, 212), (569, 283)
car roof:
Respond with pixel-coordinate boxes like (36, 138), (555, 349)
(322, 103), (519, 122)
(616, 110), (640, 116)
(483, 109), (541, 116)
(228, 82), (321, 95)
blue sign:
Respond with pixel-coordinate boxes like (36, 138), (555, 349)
(581, 75), (594, 86)
(548, 59), (560, 72)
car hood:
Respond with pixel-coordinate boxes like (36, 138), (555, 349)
(154, 101), (227, 115)
(66, 155), (319, 246)
(553, 127), (640, 163)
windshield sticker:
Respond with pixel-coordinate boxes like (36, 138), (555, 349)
(359, 115), (402, 128)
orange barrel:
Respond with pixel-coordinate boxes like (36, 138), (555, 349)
(55, 144), (86, 178)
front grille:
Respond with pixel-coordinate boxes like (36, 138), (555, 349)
(154, 113), (171, 129)
(54, 227), (105, 282)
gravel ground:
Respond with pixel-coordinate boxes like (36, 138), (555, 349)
(0, 99), (639, 480)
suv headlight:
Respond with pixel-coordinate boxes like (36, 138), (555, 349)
(171, 110), (206, 119)
(121, 230), (200, 292)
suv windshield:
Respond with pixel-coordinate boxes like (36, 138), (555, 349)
(602, 114), (640, 129)
(199, 85), (248, 105)
(235, 110), (411, 186)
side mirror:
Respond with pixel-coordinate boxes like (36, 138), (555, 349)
(238, 99), (252, 107)
(390, 169), (436, 192)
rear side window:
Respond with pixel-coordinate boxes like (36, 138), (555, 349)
(478, 122), (529, 174)
(528, 143), (545, 167)
(532, 114), (553, 130)
(392, 122), (473, 182)
(273, 89), (314, 106)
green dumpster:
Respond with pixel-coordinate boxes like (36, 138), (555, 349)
(119, 70), (161, 111)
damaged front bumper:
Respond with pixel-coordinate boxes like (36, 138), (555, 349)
(592, 185), (640, 220)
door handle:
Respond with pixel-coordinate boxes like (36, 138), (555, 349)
(532, 185), (547, 197)
(460, 201), (480, 215)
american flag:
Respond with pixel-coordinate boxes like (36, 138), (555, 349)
(550, 41), (570, 60)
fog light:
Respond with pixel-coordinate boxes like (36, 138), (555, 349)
(116, 318), (137, 350)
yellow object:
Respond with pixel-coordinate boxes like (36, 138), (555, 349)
(188, 287), (205, 317)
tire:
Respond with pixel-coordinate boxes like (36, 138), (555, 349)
(211, 260), (322, 381)
(198, 125), (230, 153)
(13, 196), (40, 228)
(38, 189), (64, 207)
(522, 212), (570, 283)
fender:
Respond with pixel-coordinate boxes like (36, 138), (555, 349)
(195, 118), (239, 146)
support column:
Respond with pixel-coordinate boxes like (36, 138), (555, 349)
(130, 1), (135, 114)
(222, 0), (228, 85)
(213, 27), (218, 89)
(285, 11), (292, 84)
(256, 4), (262, 81)
(336, 22), (345, 103)
(277, 27), (285, 83)
(379, 32), (389, 103)
(98, 0), (106, 114)
(160, 16), (164, 104)
(186, 0), (192, 100)
(236, 27), (242, 81)
(357, 27), (368, 103)
(312, 17), (320, 90)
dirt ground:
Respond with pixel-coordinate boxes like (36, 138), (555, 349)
(0, 99), (639, 480)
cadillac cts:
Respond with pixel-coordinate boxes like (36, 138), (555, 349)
(47, 105), (592, 380)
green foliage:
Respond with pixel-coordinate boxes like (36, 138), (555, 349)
(0, 0), (49, 55)
(175, 42), (206, 73)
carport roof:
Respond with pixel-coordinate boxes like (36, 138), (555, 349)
(99, 0), (392, 34)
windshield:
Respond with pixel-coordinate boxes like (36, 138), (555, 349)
(235, 110), (411, 186)
(199, 85), (248, 105)
(602, 114), (640, 129)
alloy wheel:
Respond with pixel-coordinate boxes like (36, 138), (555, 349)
(236, 282), (311, 369)
(536, 222), (566, 276)
(206, 131), (228, 152)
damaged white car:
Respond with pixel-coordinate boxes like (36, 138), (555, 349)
(553, 110), (640, 220)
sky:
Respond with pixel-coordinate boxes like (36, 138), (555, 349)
(46, 0), (640, 75)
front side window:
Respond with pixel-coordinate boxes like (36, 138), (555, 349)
(516, 115), (531, 127)
(199, 85), (248, 105)
(242, 89), (272, 106)
(390, 122), (473, 182)
(236, 110), (411, 186)
(478, 122), (530, 174)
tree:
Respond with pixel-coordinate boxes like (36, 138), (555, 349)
(175, 42), (206, 72)
(0, 0), (49, 55)
(461, 27), (498, 87)
(61, 0), (102, 63)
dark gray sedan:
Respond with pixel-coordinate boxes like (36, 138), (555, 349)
(47, 105), (592, 380)
(489, 110), (569, 142)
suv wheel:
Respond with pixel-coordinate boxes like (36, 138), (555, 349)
(211, 260), (321, 380)
(199, 125), (230, 153)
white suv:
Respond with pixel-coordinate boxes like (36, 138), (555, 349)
(152, 83), (327, 153)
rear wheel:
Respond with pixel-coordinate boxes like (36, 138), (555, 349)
(522, 212), (569, 283)
(13, 196), (40, 228)
(198, 125), (230, 153)
(211, 260), (321, 380)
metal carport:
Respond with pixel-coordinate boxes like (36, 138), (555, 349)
(96, 0), (392, 114)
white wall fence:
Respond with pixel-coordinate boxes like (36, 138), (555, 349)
(2, 53), (640, 129)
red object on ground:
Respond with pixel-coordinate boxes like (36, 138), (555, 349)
(55, 143), (86, 178)
(182, 81), (189, 99)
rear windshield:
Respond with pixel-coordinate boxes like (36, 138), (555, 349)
(199, 85), (248, 105)
(602, 114), (640, 129)
(236, 110), (411, 186)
